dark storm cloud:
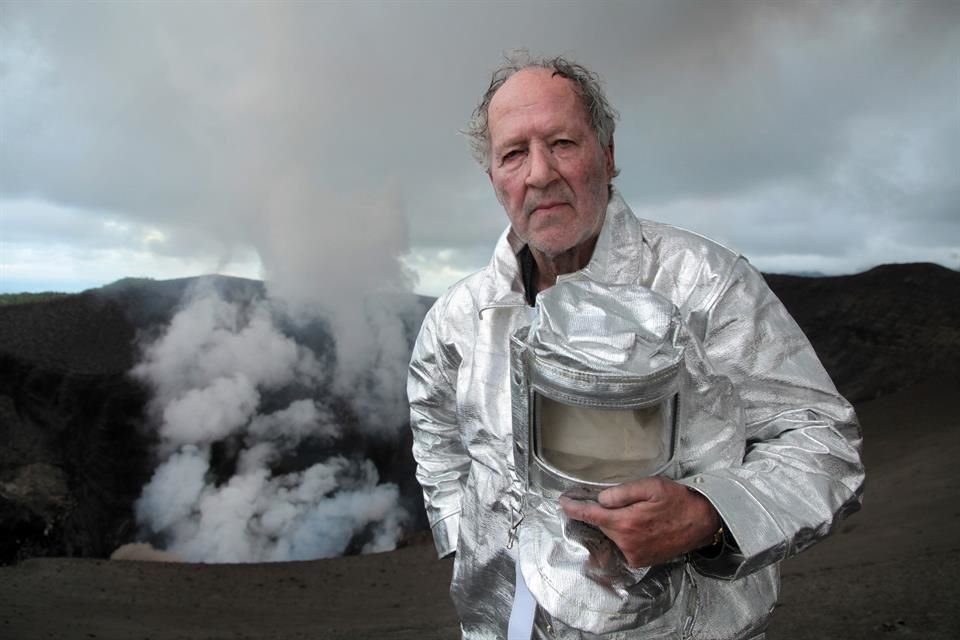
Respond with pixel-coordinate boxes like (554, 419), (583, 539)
(1, 0), (957, 294)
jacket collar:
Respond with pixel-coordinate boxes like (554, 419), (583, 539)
(477, 188), (644, 313)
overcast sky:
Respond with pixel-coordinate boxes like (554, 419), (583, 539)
(1, 0), (958, 296)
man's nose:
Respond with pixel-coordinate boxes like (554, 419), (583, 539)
(524, 144), (558, 189)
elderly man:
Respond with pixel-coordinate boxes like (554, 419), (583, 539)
(408, 55), (863, 640)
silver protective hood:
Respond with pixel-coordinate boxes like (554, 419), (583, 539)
(510, 279), (741, 634)
(511, 281), (683, 498)
(408, 190), (864, 639)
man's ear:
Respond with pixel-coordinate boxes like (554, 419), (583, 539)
(605, 139), (617, 179)
(488, 168), (505, 206)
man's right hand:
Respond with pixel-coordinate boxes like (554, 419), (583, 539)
(559, 476), (720, 568)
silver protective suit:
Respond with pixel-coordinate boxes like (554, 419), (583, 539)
(511, 280), (741, 637)
(408, 190), (864, 639)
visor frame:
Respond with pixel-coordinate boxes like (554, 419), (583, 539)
(511, 334), (683, 498)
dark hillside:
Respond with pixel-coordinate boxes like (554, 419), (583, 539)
(764, 262), (960, 402)
(0, 292), (153, 563)
(93, 275), (267, 331)
(0, 290), (136, 374)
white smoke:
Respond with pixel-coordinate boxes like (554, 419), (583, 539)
(131, 278), (419, 563)
(123, 107), (425, 562)
(248, 399), (338, 443)
(137, 447), (400, 562)
(255, 186), (420, 436)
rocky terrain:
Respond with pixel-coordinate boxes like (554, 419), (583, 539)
(1, 263), (958, 638)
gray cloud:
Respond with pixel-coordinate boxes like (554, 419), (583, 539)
(1, 0), (958, 296)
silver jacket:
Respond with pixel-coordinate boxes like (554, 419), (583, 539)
(408, 191), (864, 639)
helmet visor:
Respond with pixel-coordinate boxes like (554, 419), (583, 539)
(534, 394), (674, 485)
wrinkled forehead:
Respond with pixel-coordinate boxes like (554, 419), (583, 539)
(487, 68), (590, 140)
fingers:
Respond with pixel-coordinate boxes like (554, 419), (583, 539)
(596, 477), (663, 508)
(559, 496), (652, 567)
(558, 496), (615, 528)
(559, 478), (665, 524)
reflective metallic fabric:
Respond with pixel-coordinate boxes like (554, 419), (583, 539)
(513, 281), (687, 497)
(511, 280), (745, 635)
(408, 190), (864, 639)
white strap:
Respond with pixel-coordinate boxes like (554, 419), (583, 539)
(508, 557), (536, 639)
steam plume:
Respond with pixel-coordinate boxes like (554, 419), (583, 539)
(130, 190), (423, 562)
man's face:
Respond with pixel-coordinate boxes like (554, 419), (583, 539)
(487, 68), (615, 260)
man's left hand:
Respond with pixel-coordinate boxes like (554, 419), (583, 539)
(559, 477), (721, 568)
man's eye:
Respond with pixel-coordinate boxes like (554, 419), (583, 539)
(553, 139), (575, 148)
(502, 149), (525, 162)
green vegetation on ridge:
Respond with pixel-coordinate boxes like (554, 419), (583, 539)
(0, 291), (72, 306)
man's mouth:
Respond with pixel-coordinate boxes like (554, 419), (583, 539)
(531, 201), (567, 214)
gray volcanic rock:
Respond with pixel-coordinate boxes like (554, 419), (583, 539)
(0, 290), (153, 564)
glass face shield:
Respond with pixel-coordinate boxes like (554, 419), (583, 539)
(534, 394), (676, 486)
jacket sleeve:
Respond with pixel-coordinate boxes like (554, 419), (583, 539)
(407, 298), (469, 558)
(681, 258), (864, 579)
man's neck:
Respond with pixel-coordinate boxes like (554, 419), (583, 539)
(529, 234), (600, 295)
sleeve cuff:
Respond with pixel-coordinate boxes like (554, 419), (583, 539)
(678, 473), (788, 579)
(430, 511), (461, 559)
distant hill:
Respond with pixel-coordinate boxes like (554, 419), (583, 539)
(763, 263), (960, 403)
(0, 291), (71, 306)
